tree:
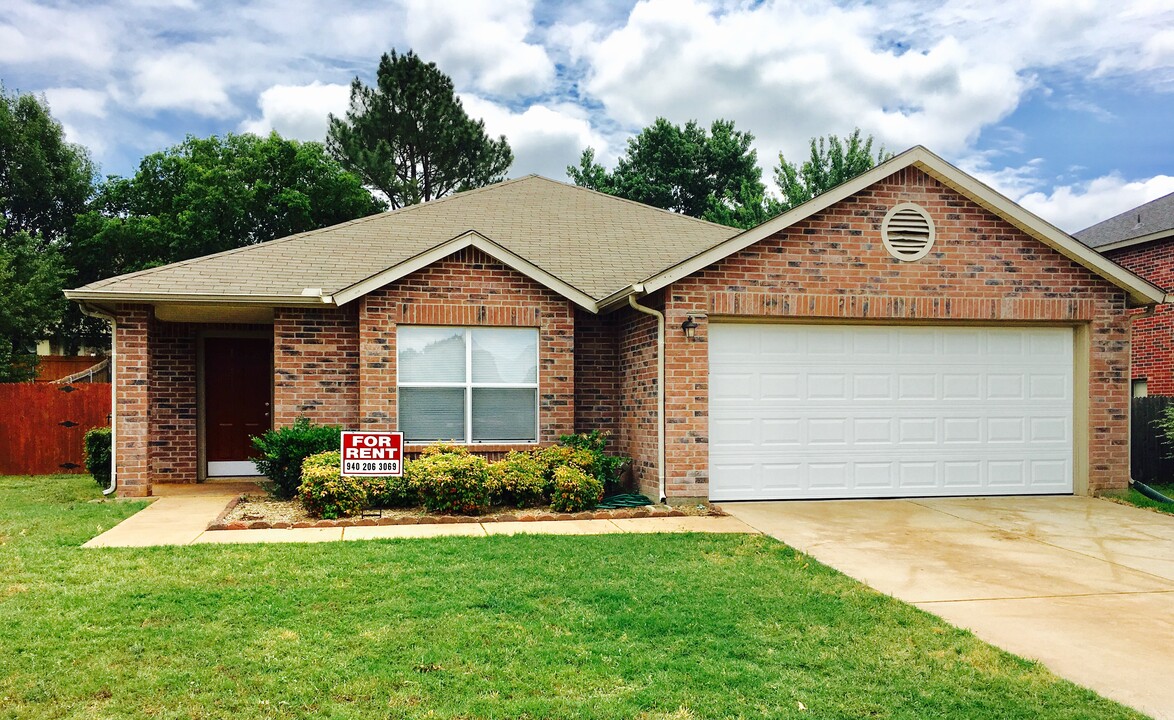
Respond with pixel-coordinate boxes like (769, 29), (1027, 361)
(774, 129), (892, 212)
(567, 118), (771, 229)
(60, 132), (385, 350)
(0, 231), (67, 380)
(0, 87), (96, 243)
(327, 50), (513, 209)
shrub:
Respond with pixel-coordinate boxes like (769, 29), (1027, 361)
(536, 445), (596, 482)
(252, 417), (342, 498)
(550, 465), (604, 512)
(298, 451), (368, 519)
(367, 474), (417, 508)
(558, 430), (629, 494)
(487, 451), (549, 507)
(406, 446), (491, 514)
(83, 427), (112, 489)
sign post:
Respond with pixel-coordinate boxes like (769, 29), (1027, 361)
(340, 431), (404, 477)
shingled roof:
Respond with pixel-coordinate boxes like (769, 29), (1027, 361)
(1074, 191), (1174, 251)
(67, 175), (737, 311)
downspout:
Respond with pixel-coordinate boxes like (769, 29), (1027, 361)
(78, 303), (117, 496)
(628, 285), (667, 504)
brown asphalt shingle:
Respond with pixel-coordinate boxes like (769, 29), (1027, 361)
(74, 175), (738, 303)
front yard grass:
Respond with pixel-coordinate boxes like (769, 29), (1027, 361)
(0, 475), (1143, 719)
(1103, 481), (1174, 516)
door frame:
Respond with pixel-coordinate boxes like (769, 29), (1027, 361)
(196, 329), (274, 481)
(705, 318), (1091, 500)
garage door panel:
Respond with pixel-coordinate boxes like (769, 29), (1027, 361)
(709, 324), (1074, 501)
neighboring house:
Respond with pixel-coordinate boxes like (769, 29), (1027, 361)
(66, 147), (1165, 502)
(1075, 192), (1174, 398)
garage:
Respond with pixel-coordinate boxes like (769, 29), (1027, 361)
(708, 323), (1075, 501)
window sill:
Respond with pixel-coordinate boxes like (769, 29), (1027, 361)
(404, 442), (545, 455)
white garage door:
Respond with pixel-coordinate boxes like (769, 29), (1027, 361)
(708, 324), (1074, 501)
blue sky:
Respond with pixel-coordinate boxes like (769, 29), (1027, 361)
(2, 0), (1172, 232)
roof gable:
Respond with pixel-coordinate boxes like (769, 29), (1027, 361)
(622, 146), (1165, 308)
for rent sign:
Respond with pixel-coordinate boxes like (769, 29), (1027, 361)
(340, 431), (404, 476)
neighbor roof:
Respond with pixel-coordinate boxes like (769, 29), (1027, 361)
(67, 148), (1167, 313)
(1074, 191), (1174, 252)
(66, 175), (738, 311)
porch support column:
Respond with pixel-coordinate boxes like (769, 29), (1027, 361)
(114, 304), (152, 497)
(358, 292), (397, 430)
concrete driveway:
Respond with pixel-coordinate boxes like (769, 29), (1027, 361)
(721, 496), (1174, 719)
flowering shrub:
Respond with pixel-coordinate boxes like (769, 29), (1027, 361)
(367, 474), (417, 508)
(536, 445), (596, 482)
(406, 449), (491, 515)
(487, 451), (550, 507)
(549, 465), (604, 512)
(557, 430), (629, 494)
(298, 451), (368, 519)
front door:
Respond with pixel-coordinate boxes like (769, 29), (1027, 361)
(205, 337), (271, 477)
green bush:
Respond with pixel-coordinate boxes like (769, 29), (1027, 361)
(406, 446), (491, 515)
(550, 465), (604, 512)
(83, 427), (112, 489)
(558, 430), (629, 494)
(298, 451), (368, 519)
(536, 444), (597, 482)
(252, 417), (342, 498)
(487, 451), (550, 507)
(367, 474), (417, 508)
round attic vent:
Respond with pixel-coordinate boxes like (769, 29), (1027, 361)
(882, 203), (936, 261)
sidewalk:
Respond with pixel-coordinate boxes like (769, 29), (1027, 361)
(84, 482), (757, 547)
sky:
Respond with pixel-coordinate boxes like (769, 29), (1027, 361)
(2, 0), (1173, 233)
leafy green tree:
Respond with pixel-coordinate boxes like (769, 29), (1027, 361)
(61, 132), (385, 350)
(774, 129), (892, 212)
(567, 118), (771, 229)
(327, 50), (513, 208)
(0, 231), (67, 380)
(0, 87), (96, 243)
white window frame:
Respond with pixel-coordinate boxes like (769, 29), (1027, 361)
(397, 326), (540, 444)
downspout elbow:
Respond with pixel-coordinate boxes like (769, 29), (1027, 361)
(628, 287), (667, 504)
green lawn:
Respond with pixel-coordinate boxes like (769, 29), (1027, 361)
(0, 476), (1143, 719)
(1103, 482), (1174, 516)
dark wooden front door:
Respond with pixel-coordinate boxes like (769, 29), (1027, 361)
(205, 337), (271, 464)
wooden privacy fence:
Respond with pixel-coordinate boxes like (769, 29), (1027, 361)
(1131, 396), (1174, 485)
(0, 383), (112, 475)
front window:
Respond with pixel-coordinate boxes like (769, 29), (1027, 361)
(397, 326), (539, 443)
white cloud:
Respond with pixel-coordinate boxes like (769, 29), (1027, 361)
(132, 53), (233, 116)
(240, 82), (351, 141)
(1017, 174), (1174, 233)
(0, 1), (114, 69)
(460, 95), (611, 180)
(402, 0), (555, 97)
(42, 87), (108, 118)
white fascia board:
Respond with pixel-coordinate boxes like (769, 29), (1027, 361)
(63, 289), (331, 306)
(331, 230), (600, 312)
(636, 146), (1165, 307)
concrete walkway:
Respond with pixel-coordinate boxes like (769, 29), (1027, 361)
(84, 483), (756, 548)
(721, 496), (1174, 720)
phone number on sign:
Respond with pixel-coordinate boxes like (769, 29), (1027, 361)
(343, 460), (400, 474)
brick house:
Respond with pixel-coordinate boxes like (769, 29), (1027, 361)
(67, 147), (1165, 502)
(1075, 192), (1174, 398)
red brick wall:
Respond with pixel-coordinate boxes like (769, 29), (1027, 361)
(112, 305), (151, 497)
(273, 306), (360, 428)
(573, 309), (619, 438)
(615, 302), (662, 499)
(148, 320), (197, 483)
(1105, 241), (1174, 395)
(656, 166), (1131, 497)
(355, 247), (576, 449)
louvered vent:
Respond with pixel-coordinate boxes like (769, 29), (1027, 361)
(882, 203), (936, 262)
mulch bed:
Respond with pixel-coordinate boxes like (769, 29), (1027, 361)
(209, 494), (722, 531)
